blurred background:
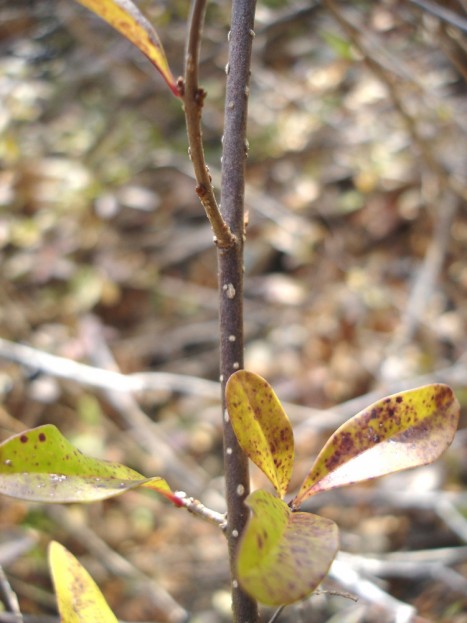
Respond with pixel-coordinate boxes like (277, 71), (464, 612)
(0, 0), (466, 621)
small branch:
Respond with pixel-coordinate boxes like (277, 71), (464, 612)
(436, 498), (467, 543)
(78, 316), (211, 496)
(395, 194), (457, 344)
(173, 491), (227, 530)
(182, 0), (236, 248)
(0, 332), (211, 496)
(1, 336), (465, 437)
(0, 566), (23, 623)
(409, 0), (467, 33)
(382, 544), (467, 566)
(378, 193), (458, 383)
(338, 549), (467, 596)
(267, 606), (286, 623)
(295, 351), (467, 435)
(0, 617), (58, 623)
(0, 616), (163, 623)
(0, 535), (38, 567)
(0, 337), (219, 398)
(330, 558), (416, 622)
(301, 485), (467, 520)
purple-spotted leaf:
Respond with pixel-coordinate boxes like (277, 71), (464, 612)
(0, 425), (177, 504)
(293, 384), (460, 508)
(226, 371), (294, 498)
(237, 489), (338, 606)
(75, 0), (179, 96)
(49, 541), (119, 623)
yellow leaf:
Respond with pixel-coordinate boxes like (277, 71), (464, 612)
(0, 424), (177, 505)
(293, 384), (460, 508)
(75, 0), (179, 96)
(226, 371), (294, 498)
(49, 541), (119, 623)
(237, 490), (338, 605)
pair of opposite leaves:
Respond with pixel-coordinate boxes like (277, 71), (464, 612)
(224, 371), (459, 605)
(0, 371), (459, 607)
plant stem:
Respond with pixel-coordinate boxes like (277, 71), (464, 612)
(183, 0), (235, 248)
(173, 491), (227, 529)
(218, 0), (258, 621)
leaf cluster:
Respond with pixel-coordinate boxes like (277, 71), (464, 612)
(0, 371), (459, 615)
(225, 370), (459, 605)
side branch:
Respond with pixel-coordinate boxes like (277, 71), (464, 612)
(182, 0), (236, 248)
(174, 491), (227, 530)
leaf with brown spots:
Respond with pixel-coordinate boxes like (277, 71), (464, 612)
(226, 371), (294, 498)
(49, 540), (119, 623)
(0, 425), (178, 504)
(75, 0), (179, 96)
(292, 384), (460, 508)
(237, 489), (338, 606)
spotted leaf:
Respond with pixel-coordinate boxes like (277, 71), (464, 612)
(49, 540), (119, 623)
(237, 489), (338, 606)
(293, 384), (460, 508)
(0, 425), (178, 504)
(226, 371), (294, 498)
(75, 0), (179, 96)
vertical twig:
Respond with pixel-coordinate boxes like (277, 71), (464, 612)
(183, 0), (258, 618)
(219, 0), (258, 621)
(183, 0), (236, 248)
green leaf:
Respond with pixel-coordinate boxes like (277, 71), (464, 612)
(75, 0), (179, 97)
(49, 540), (119, 623)
(226, 371), (294, 498)
(0, 425), (177, 504)
(237, 490), (338, 606)
(293, 384), (460, 508)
